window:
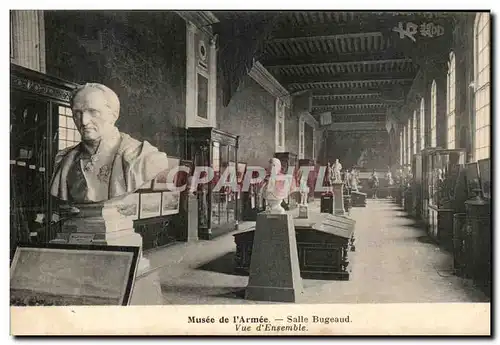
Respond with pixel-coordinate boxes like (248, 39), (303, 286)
(447, 52), (456, 149)
(400, 130), (404, 165)
(298, 118), (305, 159)
(58, 105), (80, 150)
(420, 98), (425, 150)
(412, 110), (417, 154)
(430, 80), (437, 147)
(406, 119), (411, 162)
(275, 99), (286, 152)
(474, 13), (490, 160)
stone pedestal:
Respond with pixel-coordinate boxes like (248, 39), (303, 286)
(245, 213), (303, 302)
(51, 200), (163, 305)
(298, 205), (308, 218)
(331, 182), (345, 215)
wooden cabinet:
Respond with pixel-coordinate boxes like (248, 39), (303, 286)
(464, 198), (491, 297)
(10, 64), (77, 257)
(186, 127), (239, 240)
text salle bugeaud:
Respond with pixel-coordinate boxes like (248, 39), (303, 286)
(188, 315), (350, 325)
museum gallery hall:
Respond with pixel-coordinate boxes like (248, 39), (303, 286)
(10, 11), (491, 306)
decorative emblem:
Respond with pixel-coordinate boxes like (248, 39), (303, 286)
(97, 165), (111, 183)
(83, 155), (99, 172)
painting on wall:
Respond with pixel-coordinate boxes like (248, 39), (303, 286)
(10, 243), (140, 306)
(161, 191), (180, 216)
(139, 192), (162, 219)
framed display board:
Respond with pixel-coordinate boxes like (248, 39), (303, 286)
(139, 192), (162, 219)
(10, 243), (140, 306)
(161, 191), (180, 216)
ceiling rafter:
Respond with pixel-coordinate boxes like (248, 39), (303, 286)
(262, 50), (412, 67)
(266, 58), (412, 70)
(283, 72), (416, 86)
(266, 31), (383, 44)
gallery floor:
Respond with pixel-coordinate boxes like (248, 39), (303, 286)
(142, 200), (490, 305)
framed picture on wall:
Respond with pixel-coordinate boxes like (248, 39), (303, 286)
(139, 192), (162, 219)
(161, 191), (181, 216)
(152, 157), (180, 191)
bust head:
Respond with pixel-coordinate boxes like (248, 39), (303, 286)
(71, 83), (120, 142)
(268, 158), (282, 175)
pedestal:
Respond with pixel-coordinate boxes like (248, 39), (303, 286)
(298, 204), (308, 218)
(331, 182), (345, 215)
(320, 193), (334, 214)
(245, 213), (303, 302)
(51, 200), (163, 305)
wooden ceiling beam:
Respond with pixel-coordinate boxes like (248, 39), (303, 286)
(262, 49), (410, 67)
(311, 87), (407, 97)
(282, 71), (416, 85)
(313, 98), (403, 106)
(267, 58), (412, 70)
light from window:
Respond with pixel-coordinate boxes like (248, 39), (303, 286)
(58, 105), (80, 150)
(400, 131), (404, 165)
(420, 98), (425, 150)
(430, 80), (437, 147)
(407, 119), (411, 162)
(412, 110), (417, 154)
(474, 13), (490, 161)
(447, 52), (456, 149)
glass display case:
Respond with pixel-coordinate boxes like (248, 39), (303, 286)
(427, 148), (466, 249)
(478, 159), (491, 199)
(186, 127), (239, 240)
(410, 153), (422, 219)
(10, 64), (77, 258)
(421, 148), (438, 227)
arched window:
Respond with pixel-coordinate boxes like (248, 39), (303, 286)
(412, 110), (418, 154)
(420, 97), (425, 150)
(430, 80), (437, 147)
(474, 13), (490, 160)
(447, 52), (456, 149)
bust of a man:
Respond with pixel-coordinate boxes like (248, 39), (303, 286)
(50, 83), (169, 203)
(260, 158), (290, 214)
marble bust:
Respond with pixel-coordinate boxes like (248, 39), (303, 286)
(50, 83), (169, 204)
(261, 158), (290, 214)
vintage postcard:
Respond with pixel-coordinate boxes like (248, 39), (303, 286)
(9, 9), (491, 336)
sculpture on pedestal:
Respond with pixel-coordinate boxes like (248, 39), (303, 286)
(333, 159), (342, 182)
(299, 173), (309, 206)
(50, 83), (169, 204)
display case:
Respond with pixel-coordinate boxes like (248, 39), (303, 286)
(427, 149), (466, 249)
(10, 64), (77, 258)
(186, 127), (239, 240)
(411, 153), (423, 219)
(421, 148), (438, 227)
(274, 152), (298, 209)
(477, 159), (491, 200)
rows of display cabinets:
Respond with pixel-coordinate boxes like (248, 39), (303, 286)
(401, 147), (491, 296)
